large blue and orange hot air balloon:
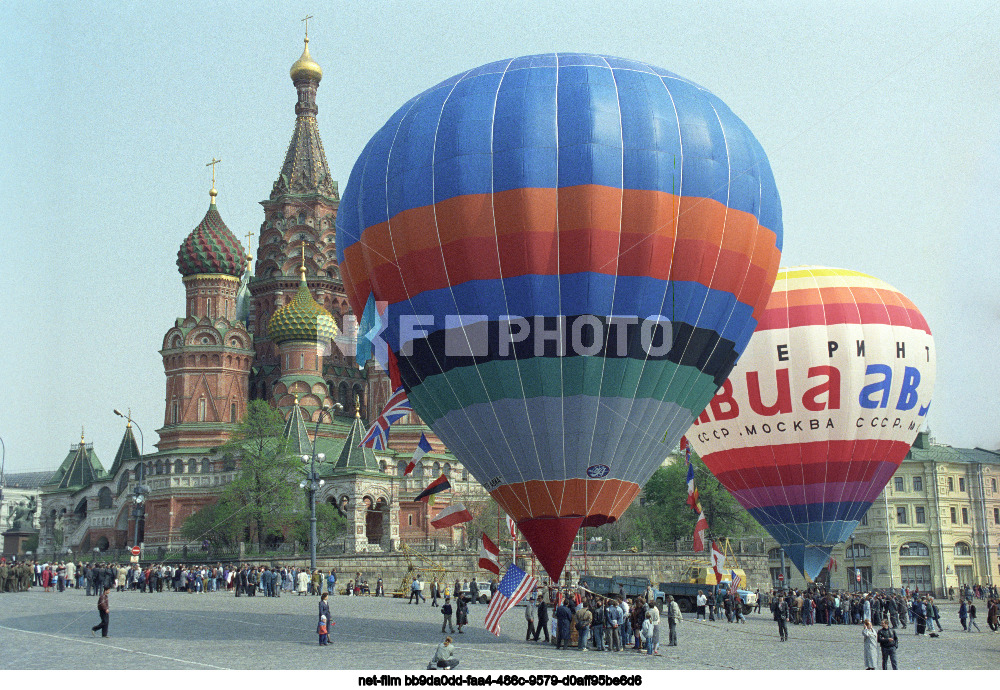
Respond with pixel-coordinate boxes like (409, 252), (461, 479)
(337, 54), (783, 579)
(688, 267), (936, 580)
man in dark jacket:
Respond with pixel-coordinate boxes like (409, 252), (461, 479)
(534, 598), (550, 642)
(554, 601), (573, 649)
(911, 598), (926, 635)
(877, 619), (898, 669)
(91, 589), (110, 638)
(772, 595), (788, 641)
(590, 598), (605, 650)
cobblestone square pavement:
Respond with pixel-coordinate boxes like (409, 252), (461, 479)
(1, 589), (996, 670)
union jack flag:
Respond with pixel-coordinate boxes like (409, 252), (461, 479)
(359, 386), (412, 449)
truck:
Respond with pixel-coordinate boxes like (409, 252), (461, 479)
(658, 565), (757, 615)
(578, 574), (664, 604)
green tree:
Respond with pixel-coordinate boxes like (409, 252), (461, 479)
(291, 497), (349, 549)
(642, 451), (765, 543)
(218, 399), (300, 552)
(180, 500), (240, 548)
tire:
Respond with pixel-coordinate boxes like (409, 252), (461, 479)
(479, 595), (488, 604)
(677, 597), (693, 613)
(742, 604), (753, 616)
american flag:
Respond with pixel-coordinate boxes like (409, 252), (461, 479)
(359, 386), (413, 449)
(484, 564), (538, 636)
(729, 569), (742, 596)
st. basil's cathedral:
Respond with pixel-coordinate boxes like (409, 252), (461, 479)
(34, 37), (486, 558)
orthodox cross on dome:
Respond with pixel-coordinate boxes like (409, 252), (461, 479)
(206, 157), (222, 203)
(302, 14), (313, 38)
(245, 228), (255, 261)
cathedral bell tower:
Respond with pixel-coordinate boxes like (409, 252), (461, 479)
(249, 34), (346, 365)
(158, 174), (254, 450)
(247, 33), (392, 422)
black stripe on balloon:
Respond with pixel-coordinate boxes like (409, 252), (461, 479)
(394, 316), (740, 389)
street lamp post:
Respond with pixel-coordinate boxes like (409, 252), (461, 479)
(850, 536), (858, 592)
(300, 403), (342, 571)
(114, 409), (148, 549)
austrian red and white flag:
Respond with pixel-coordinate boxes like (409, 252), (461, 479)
(431, 503), (473, 530)
(479, 533), (500, 575)
(710, 540), (726, 584)
(506, 514), (517, 541)
(692, 511), (709, 552)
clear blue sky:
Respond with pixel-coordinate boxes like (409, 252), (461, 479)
(2, 1), (998, 472)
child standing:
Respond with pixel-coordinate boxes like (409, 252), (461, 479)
(441, 596), (455, 633)
(318, 614), (329, 646)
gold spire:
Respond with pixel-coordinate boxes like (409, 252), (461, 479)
(354, 394), (361, 418)
(299, 243), (308, 282)
(80, 426), (85, 444)
(206, 157), (221, 205)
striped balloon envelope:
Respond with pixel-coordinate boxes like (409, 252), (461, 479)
(688, 266), (935, 579)
(337, 53), (783, 579)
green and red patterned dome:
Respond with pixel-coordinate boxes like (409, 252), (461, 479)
(177, 192), (247, 278)
(267, 267), (339, 344)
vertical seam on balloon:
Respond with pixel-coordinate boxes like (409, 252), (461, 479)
(772, 269), (812, 554)
(807, 267), (831, 549)
(595, 71), (687, 518)
(375, 81), (516, 516)
(639, 93), (735, 509)
(824, 268), (864, 551)
(554, 52), (568, 518)
(590, 62), (671, 529)
(483, 56), (547, 519)
(836, 271), (885, 534)
(580, 56), (627, 528)
(424, 64), (534, 520)
(845, 274), (911, 532)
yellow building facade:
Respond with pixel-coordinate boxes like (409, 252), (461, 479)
(765, 432), (1000, 596)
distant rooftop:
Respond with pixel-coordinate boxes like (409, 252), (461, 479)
(3, 471), (57, 490)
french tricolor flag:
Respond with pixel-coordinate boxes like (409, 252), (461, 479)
(404, 433), (432, 476)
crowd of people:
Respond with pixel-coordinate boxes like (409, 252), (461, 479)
(5, 555), (999, 671)
(0, 559), (392, 598)
(518, 586), (681, 656)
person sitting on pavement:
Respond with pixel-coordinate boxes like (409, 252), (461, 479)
(431, 636), (460, 670)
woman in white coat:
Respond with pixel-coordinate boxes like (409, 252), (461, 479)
(862, 619), (877, 670)
(296, 568), (310, 595)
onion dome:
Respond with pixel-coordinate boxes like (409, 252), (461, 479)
(290, 36), (322, 83)
(177, 189), (247, 277)
(268, 264), (338, 344)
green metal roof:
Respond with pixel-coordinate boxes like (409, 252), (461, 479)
(45, 440), (107, 491)
(905, 431), (1000, 466)
(283, 403), (313, 457)
(329, 413), (379, 472)
(108, 425), (141, 478)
